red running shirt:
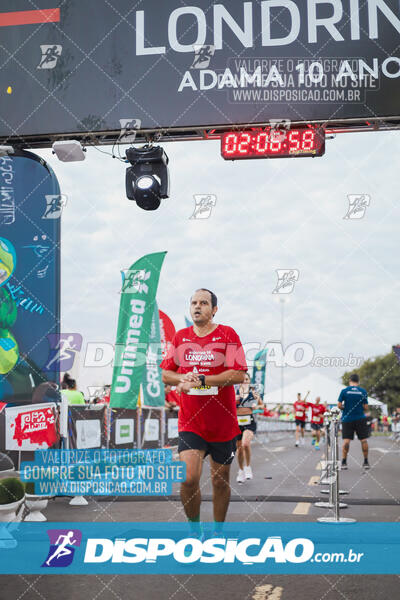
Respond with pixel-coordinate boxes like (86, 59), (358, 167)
(293, 400), (309, 421)
(310, 403), (326, 425)
(159, 324), (247, 442)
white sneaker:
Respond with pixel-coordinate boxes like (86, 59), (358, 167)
(236, 469), (245, 483)
(244, 466), (253, 480)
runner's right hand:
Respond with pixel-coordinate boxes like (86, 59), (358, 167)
(181, 372), (201, 383)
(177, 380), (200, 394)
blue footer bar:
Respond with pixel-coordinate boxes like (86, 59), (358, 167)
(0, 522), (398, 574)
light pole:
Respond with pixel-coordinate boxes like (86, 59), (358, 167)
(273, 295), (289, 405)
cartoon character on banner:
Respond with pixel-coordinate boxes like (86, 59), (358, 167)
(0, 237), (19, 376)
(0, 237), (48, 401)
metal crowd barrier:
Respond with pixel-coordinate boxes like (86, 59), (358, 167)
(315, 408), (355, 523)
(256, 417), (297, 434)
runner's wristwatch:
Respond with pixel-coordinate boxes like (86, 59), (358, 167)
(199, 375), (206, 386)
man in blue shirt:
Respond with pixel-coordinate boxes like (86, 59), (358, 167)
(338, 374), (370, 470)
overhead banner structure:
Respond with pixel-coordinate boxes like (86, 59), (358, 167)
(110, 252), (167, 409)
(2, 0), (400, 144)
(141, 303), (165, 408)
(252, 350), (267, 399)
(0, 151), (61, 402)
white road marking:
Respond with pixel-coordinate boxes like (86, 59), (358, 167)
(269, 447), (286, 452)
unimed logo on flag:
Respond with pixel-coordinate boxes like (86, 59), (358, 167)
(42, 529), (82, 568)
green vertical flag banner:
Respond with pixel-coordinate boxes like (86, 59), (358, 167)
(141, 302), (165, 407)
(252, 349), (267, 400)
(110, 251), (167, 409)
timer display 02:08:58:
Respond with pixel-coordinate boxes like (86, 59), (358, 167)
(220, 128), (325, 160)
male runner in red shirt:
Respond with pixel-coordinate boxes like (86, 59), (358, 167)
(160, 289), (247, 535)
(310, 396), (326, 450)
(293, 391), (310, 447)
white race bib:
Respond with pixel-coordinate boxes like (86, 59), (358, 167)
(238, 415), (251, 426)
(187, 385), (218, 396)
(295, 411), (304, 417)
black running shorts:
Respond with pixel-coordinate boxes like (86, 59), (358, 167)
(341, 418), (369, 440)
(178, 431), (237, 465)
(295, 419), (306, 428)
(237, 414), (257, 440)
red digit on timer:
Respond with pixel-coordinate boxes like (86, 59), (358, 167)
(255, 132), (269, 154)
(288, 130), (300, 152)
(238, 132), (251, 155)
(269, 130), (282, 153)
(224, 133), (238, 155)
(302, 130), (315, 151)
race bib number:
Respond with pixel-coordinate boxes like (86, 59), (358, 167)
(187, 385), (218, 396)
(237, 415), (251, 426)
(312, 416), (320, 423)
(295, 411), (304, 417)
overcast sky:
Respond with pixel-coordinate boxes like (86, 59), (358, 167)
(37, 129), (400, 400)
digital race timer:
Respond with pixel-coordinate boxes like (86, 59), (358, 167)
(221, 127), (325, 160)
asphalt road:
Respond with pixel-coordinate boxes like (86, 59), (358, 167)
(1, 432), (399, 600)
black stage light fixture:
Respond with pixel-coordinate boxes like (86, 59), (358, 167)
(125, 145), (169, 210)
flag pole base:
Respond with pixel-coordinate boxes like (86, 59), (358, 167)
(314, 502), (347, 508)
(69, 496), (88, 506)
(317, 516), (356, 523)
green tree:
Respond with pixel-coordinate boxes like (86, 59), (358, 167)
(342, 352), (400, 413)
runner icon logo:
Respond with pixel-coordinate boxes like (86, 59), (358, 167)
(190, 195), (217, 220)
(272, 269), (299, 294)
(42, 195), (67, 219)
(43, 333), (82, 372)
(120, 269), (148, 294)
(344, 194), (371, 219)
(191, 45), (215, 69)
(118, 119), (141, 144)
(42, 529), (82, 567)
(37, 45), (62, 69)
(269, 119), (291, 142)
